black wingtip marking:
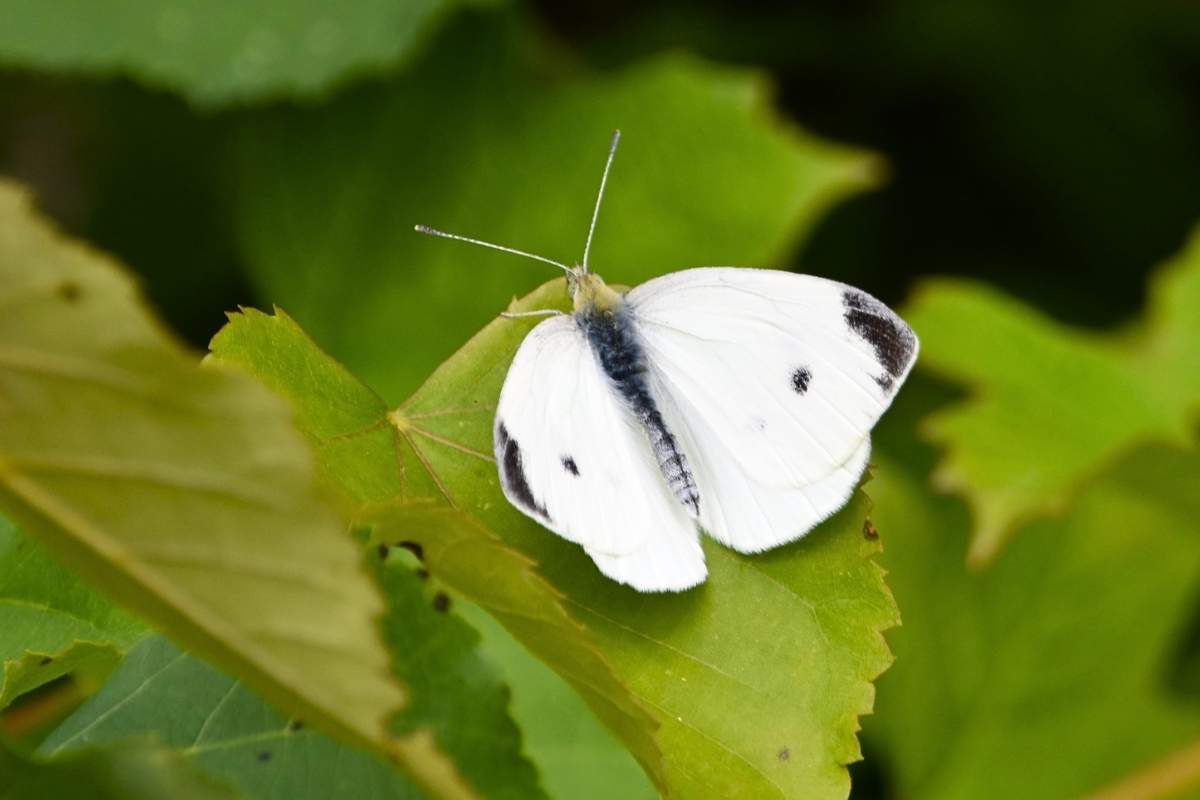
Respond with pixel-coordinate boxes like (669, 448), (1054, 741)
(791, 367), (812, 395)
(561, 455), (579, 476)
(495, 421), (552, 522)
(842, 290), (916, 392)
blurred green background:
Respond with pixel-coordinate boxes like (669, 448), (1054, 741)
(2, 0), (1199, 797)
(6, 0), (1200, 341)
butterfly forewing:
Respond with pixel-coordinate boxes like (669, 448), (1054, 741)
(493, 314), (707, 591)
(626, 267), (917, 553)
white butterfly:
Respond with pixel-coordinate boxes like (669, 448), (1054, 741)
(417, 132), (917, 592)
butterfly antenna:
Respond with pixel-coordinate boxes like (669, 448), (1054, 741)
(581, 129), (621, 275)
(413, 225), (573, 274)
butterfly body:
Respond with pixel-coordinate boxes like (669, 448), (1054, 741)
(575, 287), (701, 516)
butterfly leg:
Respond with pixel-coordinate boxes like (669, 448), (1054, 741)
(500, 309), (566, 319)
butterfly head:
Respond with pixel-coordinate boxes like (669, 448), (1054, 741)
(570, 269), (622, 314)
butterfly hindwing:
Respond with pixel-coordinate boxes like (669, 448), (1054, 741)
(626, 267), (918, 553)
(494, 314), (706, 591)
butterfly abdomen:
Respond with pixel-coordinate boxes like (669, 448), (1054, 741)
(577, 305), (701, 516)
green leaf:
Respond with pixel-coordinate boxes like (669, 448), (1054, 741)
(0, 182), (476, 798)
(906, 229), (1200, 562)
(373, 555), (548, 800)
(865, 437), (1200, 798)
(232, 10), (879, 402)
(210, 307), (661, 787)
(0, 0), (458, 107)
(41, 636), (405, 799)
(454, 605), (656, 800)
(43, 615), (542, 800)
(0, 515), (145, 708)
(2, 736), (242, 800)
(210, 297), (899, 799)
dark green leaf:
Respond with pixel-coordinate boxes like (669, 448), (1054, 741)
(866, 438), (1200, 798)
(375, 557), (548, 800)
(1, 735), (242, 800)
(0, 0), (458, 106)
(41, 636), (417, 800)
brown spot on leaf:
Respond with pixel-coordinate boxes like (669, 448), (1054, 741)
(433, 592), (451, 613)
(778, 748), (790, 762)
(863, 520), (879, 540)
(56, 281), (82, 303)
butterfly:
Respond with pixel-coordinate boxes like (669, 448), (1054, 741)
(416, 131), (917, 592)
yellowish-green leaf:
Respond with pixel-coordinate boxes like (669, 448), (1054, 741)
(0, 182), (473, 799)
(210, 294), (899, 799)
(906, 229), (1200, 562)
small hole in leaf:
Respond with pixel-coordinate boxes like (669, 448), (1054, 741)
(397, 541), (424, 560)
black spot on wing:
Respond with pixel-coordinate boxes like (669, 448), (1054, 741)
(791, 367), (812, 394)
(495, 421), (552, 522)
(561, 455), (579, 476)
(842, 290), (917, 392)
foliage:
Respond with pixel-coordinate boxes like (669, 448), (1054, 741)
(0, 184), (468, 798)
(866, 420), (1200, 797)
(210, 301), (898, 799)
(2, 737), (242, 800)
(0, 0), (457, 106)
(41, 619), (544, 800)
(231, 11), (877, 400)
(0, 515), (144, 708)
(907, 234), (1200, 562)
(2, 2), (1199, 799)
